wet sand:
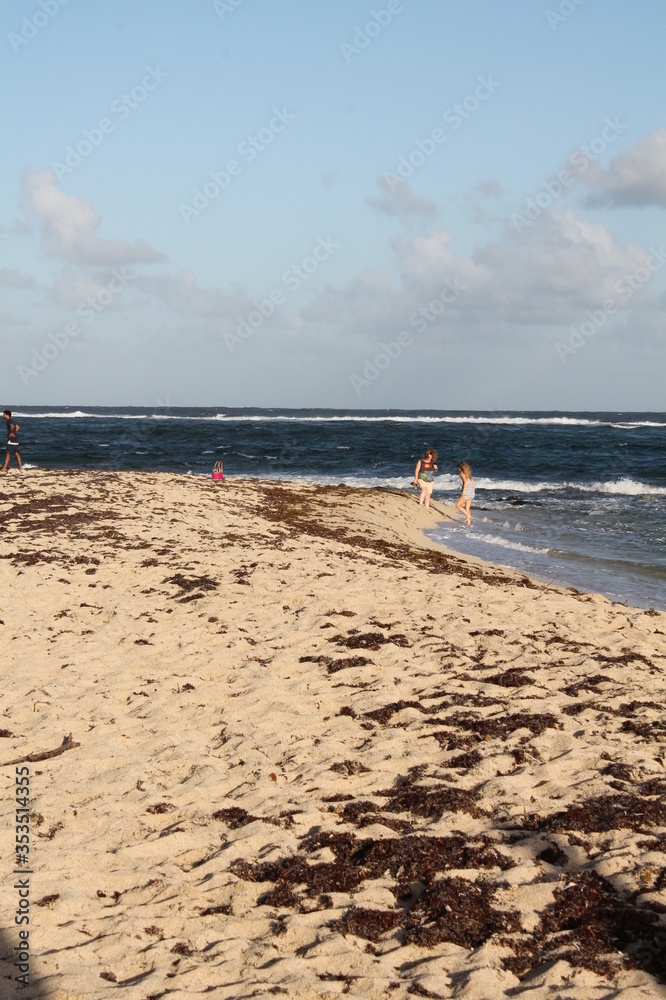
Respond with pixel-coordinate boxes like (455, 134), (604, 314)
(1, 470), (665, 999)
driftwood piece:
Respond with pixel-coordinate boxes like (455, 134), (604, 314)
(3, 733), (80, 766)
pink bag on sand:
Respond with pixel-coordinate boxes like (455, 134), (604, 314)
(212, 461), (224, 481)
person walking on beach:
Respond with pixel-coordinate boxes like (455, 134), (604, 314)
(456, 461), (475, 524)
(2, 410), (22, 472)
(413, 449), (438, 510)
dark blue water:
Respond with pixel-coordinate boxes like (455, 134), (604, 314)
(9, 407), (666, 610)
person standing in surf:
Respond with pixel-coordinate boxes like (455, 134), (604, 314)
(456, 461), (475, 524)
(413, 449), (438, 510)
(2, 410), (22, 472)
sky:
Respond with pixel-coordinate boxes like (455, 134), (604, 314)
(1, 0), (665, 410)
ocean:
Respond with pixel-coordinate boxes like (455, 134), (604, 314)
(8, 407), (666, 611)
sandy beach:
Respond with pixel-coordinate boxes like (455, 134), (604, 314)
(1, 469), (665, 1000)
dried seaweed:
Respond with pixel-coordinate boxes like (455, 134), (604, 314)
(329, 656), (374, 674)
(504, 870), (666, 982)
(485, 670), (535, 688)
(620, 719), (666, 741)
(522, 791), (666, 834)
(442, 711), (560, 740)
(600, 761), (634, 783)
(330, 760), (371, 775)
(403, 877), (522, 948)
(234, 855), (363, 895)
(330, 907), (404, 942)
(561, 701), (596, 717)
(330, 631), (410, 650)
(446, 748), (483, 769)
(594, 651), (657, 669)
(561, 673), (612, 697)
(199, 902), (232, 916)
(428, 731), (480, 752)
(233, 828), (514, 926)
(162, 573), (218, 600)
(365, 700), (429, 724)
(254, 482), (530, 588)
(377, 775), (483, 819)
(212, 807), (272, 829)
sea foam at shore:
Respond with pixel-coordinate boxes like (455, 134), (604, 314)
(12, 407), (666, 610)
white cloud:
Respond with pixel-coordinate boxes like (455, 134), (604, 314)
(366, 177), (437, 218)
(9, 166), (661, 400)
(305, 207), (653, 343)
(0, 268), (36, 289)
(133, 271), (254, 324)
(50, 266), (129, 309)
(575, 129), (666, 208)
(20, 170), (165, 266)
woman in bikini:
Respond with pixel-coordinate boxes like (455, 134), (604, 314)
(413, 449), (438, 510)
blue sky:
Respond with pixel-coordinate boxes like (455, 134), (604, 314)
(2, 0), (665, 408)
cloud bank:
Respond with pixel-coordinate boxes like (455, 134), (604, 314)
(21, 170), (165, 266)
(575, 129), (666, 208)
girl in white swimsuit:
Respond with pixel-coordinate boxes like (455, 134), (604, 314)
(455, 461), (475, 525)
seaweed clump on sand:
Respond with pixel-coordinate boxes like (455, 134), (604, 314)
(619, 719), (666, 741)
(427, 711), (560, 748)
(329, 631), (410, 651)
(401, 877), (522, 948)
(561, 674), (612, 697)
(484, 670), (535, 688)
(253, 482), (535, 588)
(522, 790), (666, 834)
(445, 748), (483, 770)
(452, 711), (561, 739)
(331, 907), (404, 942)
(298, 653), (374, 674)
(234, 828), (516, 946)
(341, 800), (413, 833)
(330, 874), (521, 948)
(365, 700), (430, 724)
(378, 777), (483, 820)
(162, 572), (218, 603)
(330, 760), (371, 775)
(212, 807), (280, 829)
(331, 880), (521, 948)
(600, 759), (634, 783)
(504, 871), (666, 983)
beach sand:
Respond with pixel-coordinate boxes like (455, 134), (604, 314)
(1, 470), (665, 999)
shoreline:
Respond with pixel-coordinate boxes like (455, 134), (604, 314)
(2, 466), (627, 607)
(1, 470), (666, 998)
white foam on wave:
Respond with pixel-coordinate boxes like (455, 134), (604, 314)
(14, 411), (204, 421)
(479, 478), (561, 493)
(468, 477), (666, 496)
(458, 531), (550, 556)
(14, 410), (666, 429)
(213, 414), (664, 428)
(237, 472), (666, 498)
(15, 409), (96, 418)
(610, 421), (665, 429)
(582, 477), (666, 496)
